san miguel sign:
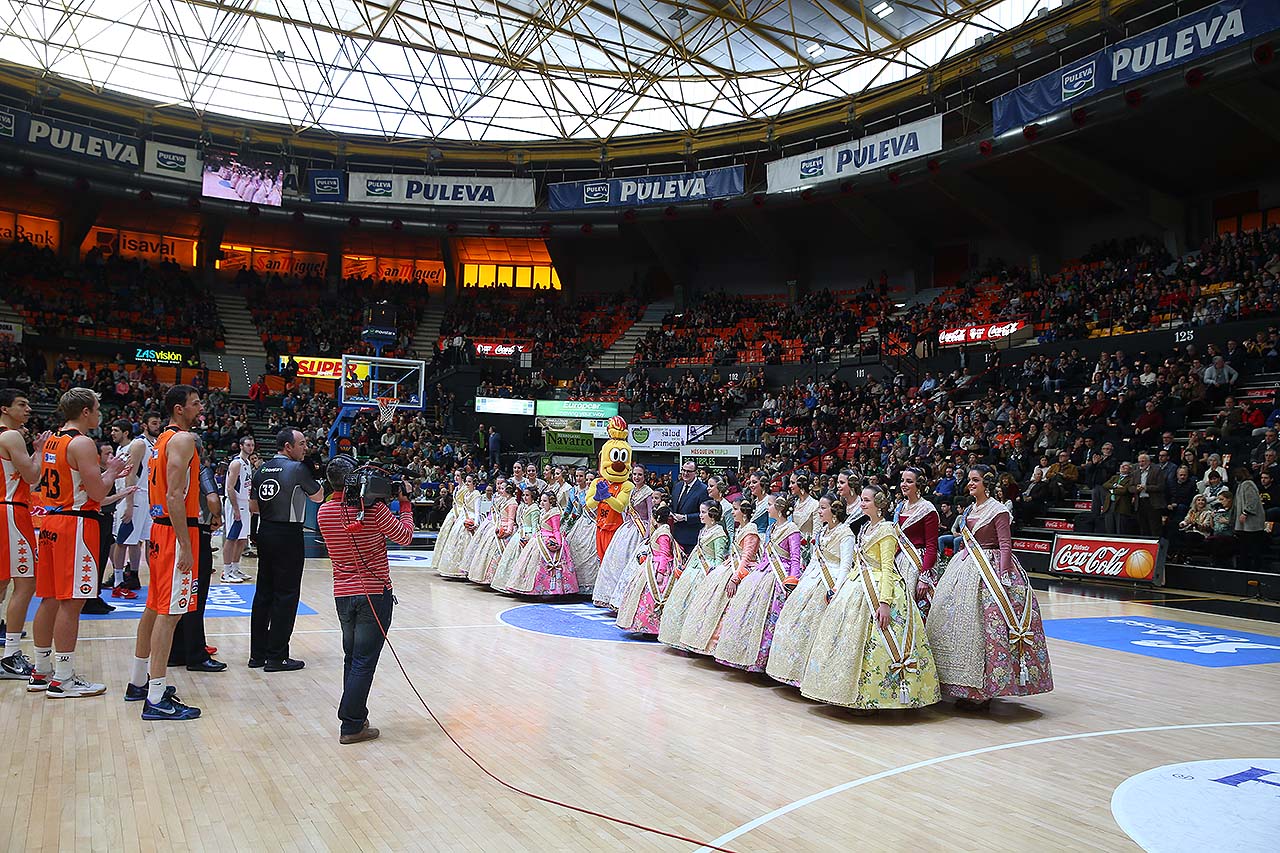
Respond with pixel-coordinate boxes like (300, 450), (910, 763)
(1049, 533), (1166, 585)
(937, 320), (1029, 346)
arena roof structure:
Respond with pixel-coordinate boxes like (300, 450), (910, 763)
(0, 0), (1069, 143)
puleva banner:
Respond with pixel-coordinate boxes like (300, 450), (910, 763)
(766, 115), (942, 192)
(546, 165), (745, 211)
(308, 169), (346, 202)
(22, 114), (141, 169)
(993, 0), (1278, 135)
(143, 141), (201, 182)
(347, 172), (536, 209)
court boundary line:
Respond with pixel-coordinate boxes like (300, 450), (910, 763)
(693, 720), (1280, 852)
(74, 623), (504, 642)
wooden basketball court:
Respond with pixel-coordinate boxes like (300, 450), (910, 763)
(3, 556), (1277, 852)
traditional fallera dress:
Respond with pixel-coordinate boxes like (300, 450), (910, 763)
(801, 519), (941, 709)
(892, 498), (940, 615)
(592, 484), (654, 609)
(615, 522), (678, 634)
(678, 523), (760, 655)
(765, 522), (854, 687)
(489, 502), (542, 591)
(499, 507), (578, 596)
(925, 498), (1053, 702)
(461, 495), (503, 583)
(563, 484), (600, 593)
(435, 487), (480, 578)
(714, 519), (804, 672)
(792, 494), (819, 562)
(468, 495), (515, 584)
(658, 524), (730, 650)
(431, 483), (467, 566)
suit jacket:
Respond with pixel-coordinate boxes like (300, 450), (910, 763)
(1129, 465), (1167, 510)
(670, 478), (709, 552)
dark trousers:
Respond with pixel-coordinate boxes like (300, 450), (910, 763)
(251, 522), (305, 662)
(336, 591), (393, 736)
(1136, 502), (1163, 537)
(1236, 530), (1269, 572)
(170, 528), (213, 666)
(1106, 511), (1136, 535)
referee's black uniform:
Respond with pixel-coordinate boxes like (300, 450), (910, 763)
(249, 431), (323, 670)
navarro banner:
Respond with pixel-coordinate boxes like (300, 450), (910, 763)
(1049, 533), (1166, 585)
(544, 430), (596, 455)
(347, 172), (535, 209)
(546, 165), (745, 211)
(308, 169), (346, 202)
(143, 141), (202, 183)
(937, 319), (1029, 346)
(767, 115), (942, 192)
(994, 0), (1277, 135)
(22, 115), (140, 169)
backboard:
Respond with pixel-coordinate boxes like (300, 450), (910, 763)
(339, 354), (426, 410)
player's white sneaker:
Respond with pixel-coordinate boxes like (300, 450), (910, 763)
(46, 674), (107, 698)
(220, 570), (245, 584)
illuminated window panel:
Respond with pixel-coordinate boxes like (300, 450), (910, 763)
(513, 267), (531, 289)
(531, 266), (551, 289)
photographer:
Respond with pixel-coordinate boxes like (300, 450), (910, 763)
(316, 458), (414, 745)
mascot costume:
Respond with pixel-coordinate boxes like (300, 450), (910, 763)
(585, 416), (635, 561)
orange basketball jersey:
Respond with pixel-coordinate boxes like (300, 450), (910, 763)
(38, 430), (99, 513)
(149, 425), (200, 521)
(0, 425), (32, 504)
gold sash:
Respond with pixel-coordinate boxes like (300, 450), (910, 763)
(536, 512), (564, 567)
(812, 529), (837, 591)
(692, 529), (725, 576)
(961, 519), (1035, 684)
(645, 527), (682, 610)
(765, 523), (798, 592)
(853, 538), (919, 703)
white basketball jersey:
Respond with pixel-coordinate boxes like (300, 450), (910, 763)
(230, 456), (252, 505)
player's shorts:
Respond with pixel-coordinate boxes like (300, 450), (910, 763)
(0, 502), (37, 581)
(223, 503), (251, 541)
(146, 520), (199, 615)
(111, 500), (153, 546)
(35, 512), (100, 600)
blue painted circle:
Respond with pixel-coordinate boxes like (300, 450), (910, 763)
(500, 602), (653, 642)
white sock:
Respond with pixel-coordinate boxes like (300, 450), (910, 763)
(114, 567), (125, 586)
(233, 563), (242, 574)
(53, 652), (73, 682)
(129, 656), (149, 688)
(33, 646), (52, 674)
(4, 632), (20, 653)
(146, 676), (166, 705)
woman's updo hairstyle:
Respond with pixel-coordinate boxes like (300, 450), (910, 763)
(823, 493), (848, 522)
(772, 493), (795, 517)
(865, 484), (891, 512)
(701, 500), (723, 523)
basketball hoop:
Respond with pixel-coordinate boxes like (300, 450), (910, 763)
(376, 397), (398, 427)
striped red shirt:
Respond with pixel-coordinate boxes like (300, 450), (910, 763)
(317, 494), (415, 597)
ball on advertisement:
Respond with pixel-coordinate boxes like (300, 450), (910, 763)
(1124, 549), (1154, 580)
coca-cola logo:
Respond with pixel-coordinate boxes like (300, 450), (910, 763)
(937, 320), (1027, 345)
(474, 342), (531, 357)
(1050, 536), (1158, 581)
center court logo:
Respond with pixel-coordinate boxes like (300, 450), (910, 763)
(799, 156), (824, 178)
(583, 183), (610, 204)
(1061, 60), (1096, 101)
(366, 178), (393, 197)
(500, 602), (650, 642)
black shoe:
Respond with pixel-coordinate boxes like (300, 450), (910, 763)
(82, 598), (115, 615)
(123, 568), (141, 591)
(264, 658), (305, 672)
(187, 659), (228, 673)
(247, 658), (265, 668)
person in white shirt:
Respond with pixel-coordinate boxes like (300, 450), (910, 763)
(222, 435), (256, 583)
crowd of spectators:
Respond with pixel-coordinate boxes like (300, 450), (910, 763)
(2, 239), (225, 349)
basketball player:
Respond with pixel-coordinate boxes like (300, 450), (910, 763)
(221, 434), (255, 583)
(124, 385), (203, 720)
(0, 389), (50, 679)
(108, 412), (160, 598)
(30, 389), (128, 697)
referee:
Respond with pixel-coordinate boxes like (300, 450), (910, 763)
(248, 428), (323, 671)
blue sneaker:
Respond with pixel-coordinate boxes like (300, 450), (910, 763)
(141, 697), (201, 721)
(125, 683), (178, 702)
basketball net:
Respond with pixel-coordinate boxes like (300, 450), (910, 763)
(376, 397), (398, 428)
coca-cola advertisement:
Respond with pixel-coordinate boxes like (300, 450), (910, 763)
(937, 319), (1029, 346)
(1049, 533), (1165, 586)
(473, 341), (532, 358)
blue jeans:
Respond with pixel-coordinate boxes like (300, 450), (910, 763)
(335, 591), (394, 736)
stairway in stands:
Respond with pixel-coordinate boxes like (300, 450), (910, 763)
(411, 304), (446, 363)
(596, 301), (672, 369)
(204, 287), (269, 397)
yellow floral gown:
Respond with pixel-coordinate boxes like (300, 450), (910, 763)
(658, 525), (730, 650)
(431, 484), (467, 568)
(677, 523), (760, 655)
(800, 519), (941, 709)
(435, 488), (480, 578)
(766, 522), (854, 687)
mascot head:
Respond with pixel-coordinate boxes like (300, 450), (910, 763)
(599, 416), (632, 483)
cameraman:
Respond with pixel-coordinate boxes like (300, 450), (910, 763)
(316, 458), (414, 745)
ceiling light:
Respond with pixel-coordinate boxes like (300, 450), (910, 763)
(805, 42), (825, 58)
(872, 2), (894, 17)
(1013, 39), (1033, 58)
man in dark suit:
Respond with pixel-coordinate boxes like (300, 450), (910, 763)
(669, 461), (709, 556)
(1129, 452), (1167, 537)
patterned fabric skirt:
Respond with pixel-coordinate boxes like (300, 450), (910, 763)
(926, 548), (1053, 701)
(657, 567), (711, 649)
(463, 517), (499, 583)
(592, 523), (643, 609)
(432, 507), (461, 564)
(435, 518), (477, 578)
(615, 560), (668, 634)
(714, 570), (785, 672)
(766, 568), (845, 687)
(565, 518), (600, 594)
(801, 570), (941, 710)
(496, 538), (578, 596)
(677, 564), (736, 655)
(488, 534), (532, 591)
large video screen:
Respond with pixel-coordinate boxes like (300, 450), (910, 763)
(201, 150), (285, 207)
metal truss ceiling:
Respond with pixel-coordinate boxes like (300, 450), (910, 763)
(0, 0), (1060, 142)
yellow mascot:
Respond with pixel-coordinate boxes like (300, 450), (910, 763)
(585, 416), (634, 561)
